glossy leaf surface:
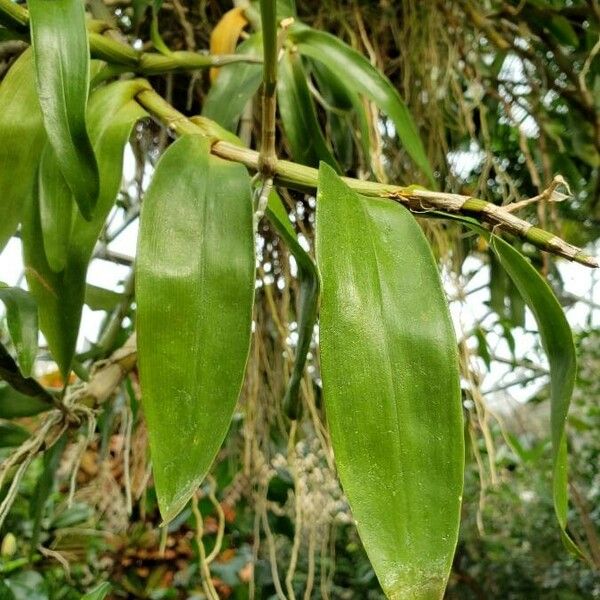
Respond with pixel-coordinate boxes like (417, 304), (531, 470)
(202, 33), (262, 132)
(137, 135), (255, 522)
(28, 0), (99, 220)
(0, 284), (38, 377)
(0, 49), (45, 251)
(38, 143), (75, 273)
(22, 80), (147, 376)
(292, 25), (434, 185)
(277, 50), (339, 170)
(316, 165), (463, 599)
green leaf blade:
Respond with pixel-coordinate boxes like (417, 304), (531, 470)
(202, 33), (263, 132)
(440, 213), (579, 552)
(136, 135), (255, 522)
(22, 80), (147, 376)
(0, 284), (38, 377)
(316, 164), (463, 599)
(0, 49), (45, 252)
(38, 144), (75, 273)
(489, 237), (577, 539)
(28, 0), (99, 220)
(292, 25), (434, 185)
(277, 50), (339, 170)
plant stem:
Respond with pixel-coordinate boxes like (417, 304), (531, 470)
(258, 0), (278, 175)
(135, 88), (598, 267)
(0, 0), (261, 75)
(0, 0), (596, 268)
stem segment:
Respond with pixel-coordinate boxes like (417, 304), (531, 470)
(258, 0), (278, 175)
(135, 88), (598, 268)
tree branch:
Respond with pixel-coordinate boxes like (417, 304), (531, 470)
(136, 87), (598, 268)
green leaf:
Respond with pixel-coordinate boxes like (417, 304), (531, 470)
(0, 384), (52, 419)
(81, 583), (111, 600)
(84, 284), (125, 312)
(0, 422), (30, 448)
(277, 50), (339, 170)
(38, 144), (75, 273)
(202, 33), (263, 132)
(28, 0), (99, 220)
(488, 235), (578, 552)
(0, 284), (38, 377)
(22, 80), (148, 376)
(265, 190), (319, 418)
(0, 49), (45, 252)
(291, 25), (435, 186)
(136, 135), (255, 522)
(0, 343), (52, 404)
(546, 15), (579, 47)
(315, 164), (463, 599)
(444, 214), (579, 553)
(30, 433), (67, 553)
(309, 59), (371, 171)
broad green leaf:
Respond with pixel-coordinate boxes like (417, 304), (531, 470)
(0, 49), (45, 252)
(316, 164), (463, 599)
(265, 190), (319, 418)
(30, 432), (67, 552)
(28, 0), (99, 220)
(202, 33), (263, 132)
(0, 284), (38, 377)
(442, 214), (579, 552)
(0, 422), (30, 448)
(291, 25), (435, 185)
(136, 135), (255, 522)
(22, 80), (148, 376)
(0, 384), (52, 419)
(38, 144), (75, 273)
(277, 50), (339, 170)
(81, 583), (111, 600)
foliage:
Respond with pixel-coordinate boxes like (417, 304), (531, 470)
(0, 0), (598, 598)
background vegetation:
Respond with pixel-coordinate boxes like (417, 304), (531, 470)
(1, 0), (600, 598)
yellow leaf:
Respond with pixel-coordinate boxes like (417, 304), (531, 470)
(210, 7), (248, 82)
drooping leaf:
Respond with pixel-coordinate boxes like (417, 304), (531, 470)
(0, 422), (30, 448)
(488, 235), (578, 552)
(265, 190), (319, 418)
(0, 384), (52, 419)
(136, 135), (255, 522)
(81, 583), (111, 600)
(22, 80), (148, 376)
(209, 7), (248, 82)
(202, 33), (263, 132)
(316, 164), (463, 599)
(0, 49), (45, 252)
(38, 144), (75, 273)
(30, 432), (68, 552)
(0, 284), (38, 377)
(443, 214), (579, 553)
(291, 25), (435, 185)
(28, 0), (99, 220)
(277, 50), (339, 170)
